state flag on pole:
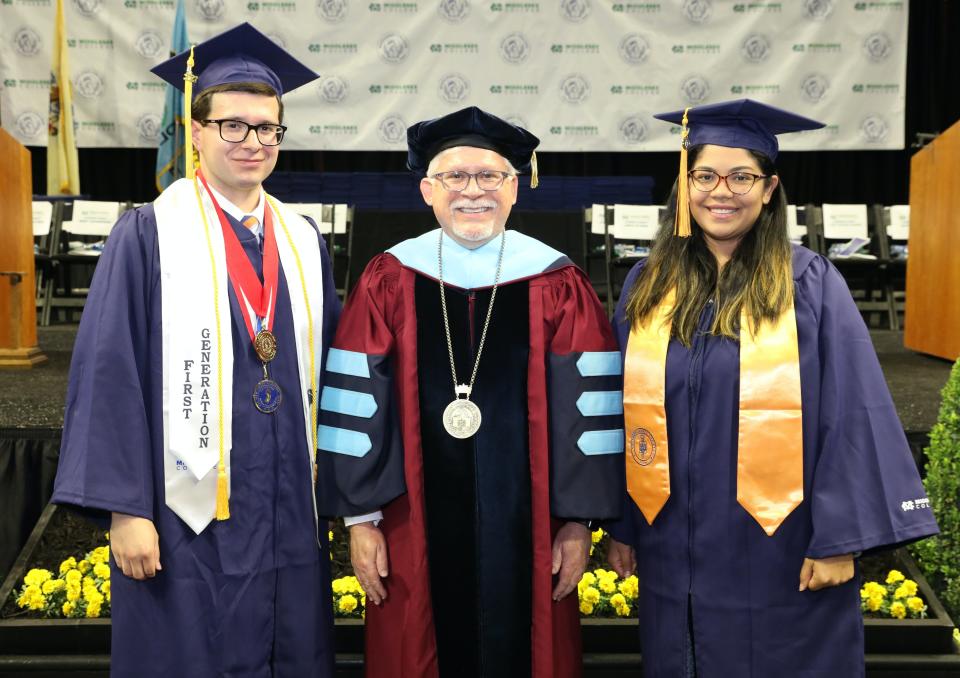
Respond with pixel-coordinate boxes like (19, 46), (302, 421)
(155, 0), (190, 193)
(46, 0), (80, 195)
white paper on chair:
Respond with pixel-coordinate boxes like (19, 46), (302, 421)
(33, 201), (53, 236)
(333, 204), (347, 234)
(888, 205), (910, 240)
(291, 203), (332, 235)
(612, 204), (659, 240)
(821, 204), (868, 240)
(787, 205), (806, 240)
(590, 204), (606, 235)
(67, 201), (121, 236)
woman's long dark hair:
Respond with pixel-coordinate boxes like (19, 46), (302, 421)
(624, 145), (793, 346)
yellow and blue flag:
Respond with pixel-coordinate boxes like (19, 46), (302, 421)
(155, 0), (190, 193)
(46, 0), (80, 195)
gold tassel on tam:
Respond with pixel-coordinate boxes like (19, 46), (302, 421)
(183, 46), (198, 181)
(529, 150), (539, 189)
(674, 107), (692, 238)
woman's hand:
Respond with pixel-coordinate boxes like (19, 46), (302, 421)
(798, 554), (855, 592)
(607, 538), (637, 579)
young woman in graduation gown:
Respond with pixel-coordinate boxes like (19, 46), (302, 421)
(605, 99), (938, 678)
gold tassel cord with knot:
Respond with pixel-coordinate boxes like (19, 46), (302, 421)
(674, 107), (692, 238)
(183, 46), (198, 181)
(529, 150), (539, 189)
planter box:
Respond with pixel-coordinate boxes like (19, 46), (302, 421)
(2, 505), (959, 677)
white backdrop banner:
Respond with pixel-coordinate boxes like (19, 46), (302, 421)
(0, 0), (909, 151)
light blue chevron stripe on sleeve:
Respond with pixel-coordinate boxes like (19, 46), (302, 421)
(326, 348), (370, 378)
(320, 386), (378, 418)
(577, 429), (625, 456)
(317, 425), (372, 457)
(576, 391), (624, 417)
(576, 351), (622, 377)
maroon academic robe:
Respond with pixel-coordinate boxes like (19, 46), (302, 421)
(315, 229), (624, 678)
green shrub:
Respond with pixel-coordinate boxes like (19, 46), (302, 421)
(910, 358), (960, 620)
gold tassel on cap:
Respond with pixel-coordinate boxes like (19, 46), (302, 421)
(674, 107), (692, 238)
(183, 45), (198, 181)
(529, 150), (539, 189)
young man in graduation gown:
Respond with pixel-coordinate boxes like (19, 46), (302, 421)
(314, 107), (624, 678)
(51, 23), (340, 677)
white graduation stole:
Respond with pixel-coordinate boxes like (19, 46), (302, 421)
(155, 179), (324, 534)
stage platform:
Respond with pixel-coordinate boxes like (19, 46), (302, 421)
(0, 325), (952, 434)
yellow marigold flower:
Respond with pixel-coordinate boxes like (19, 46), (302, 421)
(618, 575), (639, 600)
(26, 589), (46, 610)
(86, 600), (102, 618)
(347, 576), (362, 594)
(579, 600), (594, 615)
(93, 563), (111, 579)
(65, 569), (82, 585)
(610, 593), (626, 608)
(599, 579), (617, 594)
(582, 586), (601, 604)
(591, 528), (605, 544)
(907, 597), (925, 613)
(339, 595), (358, 613)
(42, 579), (65, 595)
(24, 569), (53, 587)
(865, 595), (883, 612)
(885, 570), (905, 584)
(901, 580), (918, 597)
(16, 586), (36, 608)
(615, 602), (632, 617)
(62, 601), (75, 616)
(332, 579), (346, 594)
(101, 580), (111, 597)
(59, 558), (77, 575)
(89, 546), (110, 565)
(580, 572), (596, 586)
(66, 585), (81, 603)
(77, 560), (91, 574)
(593, 568), (609, 579)
(328, 530), (334, 542)
(890, 602), (906, 619)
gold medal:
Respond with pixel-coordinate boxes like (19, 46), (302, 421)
(254, 329), (278, 363)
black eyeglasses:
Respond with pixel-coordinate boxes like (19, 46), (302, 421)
(687, 169), (768, 195)
(431, 170), (514, 192)
(201, 119), (287, 146)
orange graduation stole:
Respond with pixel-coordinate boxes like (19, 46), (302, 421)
(624, 292), (804, 536)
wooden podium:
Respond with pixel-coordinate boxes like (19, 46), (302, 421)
(0, 129), (47, 368)
(905, 119), (960, 361)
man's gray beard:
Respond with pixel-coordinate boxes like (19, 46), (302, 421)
(450, 222), (496, 243)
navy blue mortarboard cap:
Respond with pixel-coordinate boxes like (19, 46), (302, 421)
(407, 107), (540, 177)
(654, 98), (825, 160)
(150, 22), (318, 98)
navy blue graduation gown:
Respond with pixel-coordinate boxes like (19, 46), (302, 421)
(52, 204), (340, 677)
(608, 246), (938, 678)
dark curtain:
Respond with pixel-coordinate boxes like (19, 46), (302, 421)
(0, 429), (61, 584)
(25, 0), (959, 208)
